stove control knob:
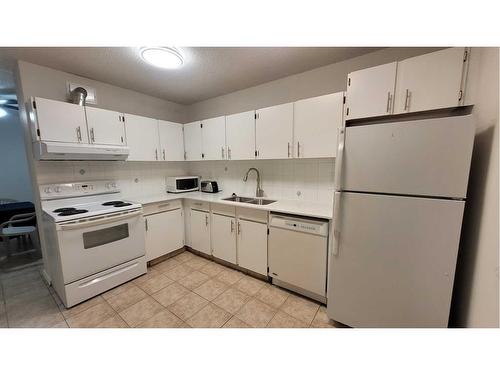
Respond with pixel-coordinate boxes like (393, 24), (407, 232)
(44, 187), (52, 194)
(54, 186), (61, 193)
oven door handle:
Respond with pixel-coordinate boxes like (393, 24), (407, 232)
(57, 209), (143, 231)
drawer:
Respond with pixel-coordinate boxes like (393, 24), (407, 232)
(237, 207), (268, 223)
(187, 199), (210, 212)
(211, 203), (235, 217)
(143, 199), (182, 215)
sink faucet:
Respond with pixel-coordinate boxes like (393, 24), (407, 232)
(243, 167), (264, 197)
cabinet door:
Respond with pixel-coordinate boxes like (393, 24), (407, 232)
(190, 209), (211, 255)
(255, 103), (294, 159)
(201, 116), (226, 160)
(345, 62), (397, 120)
(145, 209), (184, 262)
(211, 214), (237, 264)
(394, 48), (466, 114)
(294, 92), (344, 158)
(85, 106), (126, 146)
(34, 97), (88, 143)
(183, 121), (203, 161)
(124, 114), (160, 161)
(225, 110), (256, 160)
(158, 120), (184, 161)
(237, 219), (267, 276)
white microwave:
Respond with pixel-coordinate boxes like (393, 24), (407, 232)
(166, 176), (200, 193)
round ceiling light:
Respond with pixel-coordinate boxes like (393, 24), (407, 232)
(140, 47), (184, 69)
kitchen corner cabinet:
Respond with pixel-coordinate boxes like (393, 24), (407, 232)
(294, 92), (344, 158)
(255, 102), (294, 159)
(225, 110), (256, 160)
(124, 114), (159, 161)
(32, 97), (88, 143)
(202, 116), (227, 160)
(393, 47), (468, 114)
(85, 106), (126, 146)
(211, 213), (237, 264)
(237, 218), (268, 276)
(345, 62), (397, 120)
(183, 121), (203, 161)
(158, 120), (184, 161)
(145, 207), (184, 262)
(190, 209), (211, 255)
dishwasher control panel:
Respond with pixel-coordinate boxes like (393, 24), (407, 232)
(269, 214), (329, 237)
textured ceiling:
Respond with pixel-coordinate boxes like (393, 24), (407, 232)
(0, 47), (383, 105)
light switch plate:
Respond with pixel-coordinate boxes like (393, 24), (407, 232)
(67, 82), (97, 104)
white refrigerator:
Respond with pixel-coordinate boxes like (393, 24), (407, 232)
(327, 115), (475, 327)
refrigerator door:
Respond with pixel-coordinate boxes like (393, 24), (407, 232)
(327, 192), (464, 327)
(340, 115), (474, 198)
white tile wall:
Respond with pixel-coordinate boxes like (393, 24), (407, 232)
(35, 158), (335, 203)
(187, 158), (335, 202)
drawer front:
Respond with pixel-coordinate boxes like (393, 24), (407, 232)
(187, 199), (210, 212)
(143, 199), (182, 215)
(236, 207), (268, 223)
(211, 203), (236, 217)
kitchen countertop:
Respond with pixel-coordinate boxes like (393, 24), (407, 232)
(127, 191), (333, 220)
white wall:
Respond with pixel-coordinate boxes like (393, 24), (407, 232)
(188, 158), (335, 202)
(0, 108), (33, 202)
(451, 48), (499, 328)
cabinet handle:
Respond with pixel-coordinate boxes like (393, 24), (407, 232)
(404, 89), (411, 111)
(228, 147), (231, 159)
(145, 218), (148, 232)
(76, 126), (82, 142)
(163, 149), (166, 160)
(386, 92), (392, 113)
(184, 151), (187, 160)
(287, 142), (291, 158)
(205, 215), (209, 227)
(221, 146), (225, 159)
(297, 141), (300, 158)
(155, 149), (158, 160)
(90, 128), (95, 143)
(237, 221), (241, 235)
(230, 220), (234, 233)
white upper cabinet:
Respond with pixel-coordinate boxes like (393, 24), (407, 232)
(255, 102), (294, 159)
(85, 107), (126, 146)
(158, 120), (184, 161)
(33, 97), (88, 144)
(124, 114), (159, 161)
(201, 116), (226, 160)
(294, 92), (344, 158)
(393, 48), (467, 114)
(183, 121), (203, 161)
(225, 110), (256, 160)
(345, 62), (397, 120)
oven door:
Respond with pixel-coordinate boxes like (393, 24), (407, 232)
(56, 209), (145, 284)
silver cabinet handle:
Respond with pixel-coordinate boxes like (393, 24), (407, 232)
(221, 146), (225, 159)
(297, 141), (300, 158)
(163, 149), (166, 160)
(404, 89), (411, 111)
(145, 218), (148, 232)
(228, 147), (231, 159)
(230, 220), (234, 233)
(287, 142), (291, 158)
(205, 214), (209, 227)
(386, 92), (392, 113)
(90, 128), (95, 143)
(184, 151), (187, 160)
(237, 221), (241, 235)
(76, 126), (82, 142)
(155, 149), (158, 160)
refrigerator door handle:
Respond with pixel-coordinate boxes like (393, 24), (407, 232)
(332, 191), (341, 256)
(334, 127), (345, 191)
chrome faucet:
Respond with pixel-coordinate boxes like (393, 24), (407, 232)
(243, 167), (264, 197)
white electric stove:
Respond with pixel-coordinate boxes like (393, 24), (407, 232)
(40, 180), (147, 308)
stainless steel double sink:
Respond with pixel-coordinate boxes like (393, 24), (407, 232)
(222, 196), (276, 205)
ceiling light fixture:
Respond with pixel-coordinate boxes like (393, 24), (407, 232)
(140, 47), (184, 69)
(0, 108), (7, 118)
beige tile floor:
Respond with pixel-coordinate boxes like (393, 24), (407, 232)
(0, 250), (339, 328)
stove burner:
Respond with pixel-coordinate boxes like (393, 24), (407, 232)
(102, 201), (124, 206)
(53, 207), (76, 213)
(114, 202), (132, 207)
(57, 209), (88, 216)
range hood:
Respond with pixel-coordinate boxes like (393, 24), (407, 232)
(33, 141), (129, 161)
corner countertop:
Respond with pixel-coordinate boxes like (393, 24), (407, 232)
(126, 191), (333, 220)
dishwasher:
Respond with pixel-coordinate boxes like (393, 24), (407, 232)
(268, 213), (329, 303)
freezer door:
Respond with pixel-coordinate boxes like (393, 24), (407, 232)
(327, 192), (464, 327)
(340, 115), (474, 198)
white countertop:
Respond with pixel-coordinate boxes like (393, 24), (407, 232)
(127, 191), (333, 219)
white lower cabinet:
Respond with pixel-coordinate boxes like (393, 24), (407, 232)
(237, 219), (268, 276)
(145, 208), (184, 262)
(211, 213), (237, 264)
(190, 209), (211, 255)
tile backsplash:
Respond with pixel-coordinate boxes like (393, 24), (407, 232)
(35, 158), (335, 202)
